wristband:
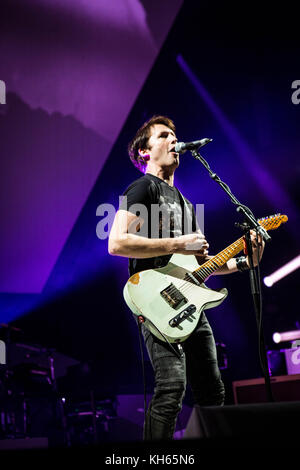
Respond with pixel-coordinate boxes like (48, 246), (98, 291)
(236, 256), (249, 272)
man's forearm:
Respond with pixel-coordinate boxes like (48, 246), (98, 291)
(108, 233), (177, 258)
(197, 255), (238, 275)
(214, 258), (238, 274)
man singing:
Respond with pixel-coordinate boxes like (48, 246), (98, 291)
(108, 115), (264, 440)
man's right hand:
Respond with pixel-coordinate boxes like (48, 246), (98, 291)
(109, 210), (209, 260)
(174, 232), (209, 256)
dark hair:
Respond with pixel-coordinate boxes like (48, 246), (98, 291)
(128, 115), (176, 172)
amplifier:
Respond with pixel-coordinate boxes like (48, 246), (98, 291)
(284, 347), (300, 374)
(232, 373), (300, 404)
(267, 347), (300, 376)
(184, 402), (300, 445)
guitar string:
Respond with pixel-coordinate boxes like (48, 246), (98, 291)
(137, 217), (282, 334)
(164, 240), (243, 299)
(156, 215), (280, 301)
(169, 232), (248, 296)
(168, 240), (242, 297)
(159, 215), (280, 299)
(178, 217), (281, 295)
(163, 217), (280, 299)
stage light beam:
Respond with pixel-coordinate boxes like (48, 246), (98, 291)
(273, 330), (300, 344)
(263, 254), (300, 287)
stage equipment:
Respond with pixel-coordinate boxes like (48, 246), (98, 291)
(65, 396), (117, 445)
(185, 143), (285, 403)
(273, 329), (300, 344)
(232, 374), (300, 404)
(184, 402), (300, 445)
(0, 327), (78, 446)
(174, 138), (212, 154)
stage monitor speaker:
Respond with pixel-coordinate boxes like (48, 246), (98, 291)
(184, 402), (300, 444)
(232, 373), (300, 404)
(0, 437), (48, 450)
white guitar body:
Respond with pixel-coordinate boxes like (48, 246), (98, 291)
(123, 253), (228, 343)
(123, 214), (287, 343)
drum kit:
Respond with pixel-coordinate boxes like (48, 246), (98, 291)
(0, 323), (116, 447)
(0, 323), (230, 447)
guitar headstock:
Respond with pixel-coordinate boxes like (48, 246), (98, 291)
(258, 213), (288, 231)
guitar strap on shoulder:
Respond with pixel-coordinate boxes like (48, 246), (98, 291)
(145, 175), (160, 204)
(175, 187), (198, 235)
(145, 174), (197, 236)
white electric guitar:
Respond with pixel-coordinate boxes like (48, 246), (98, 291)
(123, 214), (288, 343)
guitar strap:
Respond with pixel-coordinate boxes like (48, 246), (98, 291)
(176, 188), (197, 235)
(145, 173), (196, 235)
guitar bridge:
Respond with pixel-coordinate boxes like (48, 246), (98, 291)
(160, 283), (187, 310)
(169, 304), (196, 327)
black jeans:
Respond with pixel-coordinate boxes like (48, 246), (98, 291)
(140, 312), (225, 440)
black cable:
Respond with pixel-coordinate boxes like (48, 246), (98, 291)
(251, 231), (274, 401)
(148, 319), (183, 359)
(137, 317), (147, 427)
(255, 234), (269, 380)
(136, 314), (183, 438)
(254, 233), (264, 371)
(137, 316), (183, 440)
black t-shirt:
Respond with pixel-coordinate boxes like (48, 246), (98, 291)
(120, 173), (199, 275)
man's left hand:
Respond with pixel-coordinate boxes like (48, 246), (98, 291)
(245, 230), (265, 267)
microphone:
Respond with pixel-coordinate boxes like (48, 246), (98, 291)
(174, 138), (212, 154)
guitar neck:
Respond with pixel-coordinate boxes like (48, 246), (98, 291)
(193, 236), (245, 282)
(191, 213), (288, 282)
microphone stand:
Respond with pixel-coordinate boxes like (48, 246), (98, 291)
(190, 148), (274, 402)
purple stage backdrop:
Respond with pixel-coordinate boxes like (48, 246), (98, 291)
(0, 1), (299, 402)
(0, 0), (182, 294)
